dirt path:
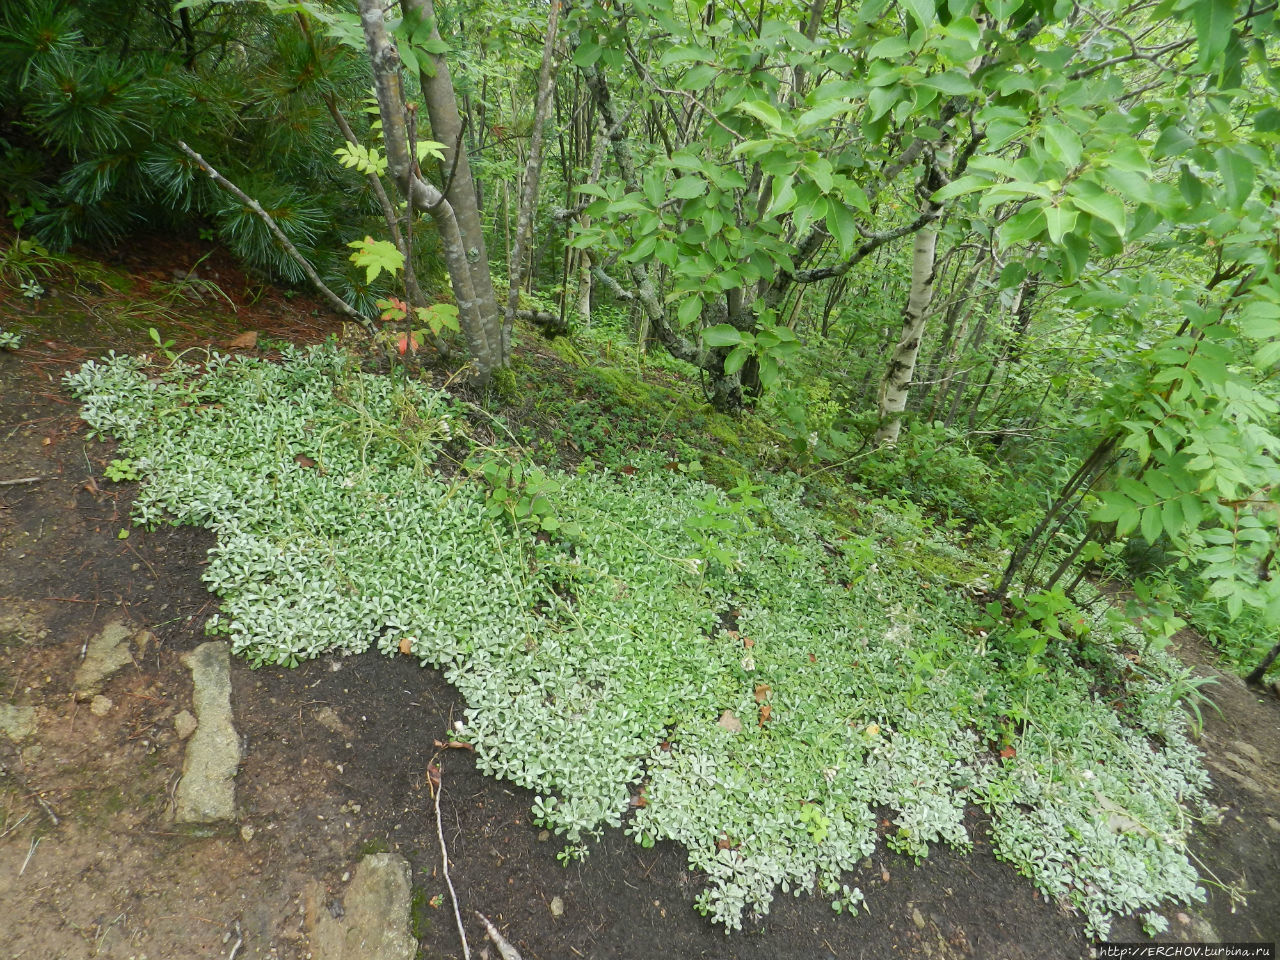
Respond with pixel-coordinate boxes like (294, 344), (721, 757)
(2, 292), (1277, 959)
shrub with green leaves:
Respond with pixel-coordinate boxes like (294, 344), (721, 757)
(67, 346), (1214, 937)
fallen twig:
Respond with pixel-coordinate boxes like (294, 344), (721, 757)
(0, 476), (45, 486)
(432, 739), (475, 752)
(432, 768), (470, 960)
(19, 835), (39, 875)
(475, 911), (523, 960)
(34, 794), (60, 827)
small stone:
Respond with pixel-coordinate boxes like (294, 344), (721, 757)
(537, 830), (551, 842)
(174, 710), (197, 740)
(549, 896), (564, 917)
(1267, 817), (1280, 835)
(90, 695), (113, 717)
(1176, 912), (1192, 926)
(74, 620), (136, 697)
(881, 867), (891, 883)
(912, 906), (926, 930)
(0, 703), (38, 742)
(241, 824), (256, 841)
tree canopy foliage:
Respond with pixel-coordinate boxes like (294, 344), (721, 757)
(3, 0), (1279, 665)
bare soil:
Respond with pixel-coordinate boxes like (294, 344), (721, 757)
(1, 244), (1277, 959)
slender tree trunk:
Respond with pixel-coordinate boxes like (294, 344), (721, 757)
(359, 0), (498, 381)
(403, 0), (503, 363)
(995, 434), (1118, 599)
(505, 0), (563, 354)
(874, 197), (942, 446)
(573, 117), (608, 325)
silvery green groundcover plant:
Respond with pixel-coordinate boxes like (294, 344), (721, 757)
(67, 345), (1213, 937)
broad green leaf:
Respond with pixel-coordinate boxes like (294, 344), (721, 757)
(1214, 147), (1255, 208)
(1140, 505), (1163, 544)
(734, 100), (783, 131)
(825, 202), (857, 255)
(678, 297), (704, 326)
(798, 99), (857, 131)
(1070, 188), (1126, 237)
(1238, 300), (1280, 340)
(1042, 122), (1083, 168)
(702, 323), (744, 347)
(671, 177), (707, 200)
(901, 0), (935, 30)
(931, 174), (990, 202)
(679, 63), (718, 91)
(1043, 203), (1078, 245)
(1193, 0), (1234, 66)
(573, 41), (602, 67)
(724, 344), (751, 375)
(919, 71), (974, 96)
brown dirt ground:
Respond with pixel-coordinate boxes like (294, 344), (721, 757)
(1, 243), (1277, 959)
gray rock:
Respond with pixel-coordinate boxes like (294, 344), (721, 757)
(310, 854), (417, 960)
(0, 703), (37, 742)
(173, 709), (197, 740)
(73, 620), (136, 697)
(174, 642), (240, 824)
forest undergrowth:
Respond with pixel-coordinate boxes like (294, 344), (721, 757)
(65, 338), (1220, 938)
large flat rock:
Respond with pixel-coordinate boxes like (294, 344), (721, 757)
(310, 853), (417, 960)
(174, 641), (240, 823)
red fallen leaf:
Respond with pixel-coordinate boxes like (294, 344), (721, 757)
(659, 740), (672, 751)
(1000, 746), (1016, 760)
(397, 333), (409, 356)
(716, 834), (733, 850)
(619, 465), (636, 475)
(630, 785), (649, 808)
(758, 703), (772, 726)
(753, 684), (771, 702)
(808, 653), (817, 663)
(427, 762), (442, 789)
(742, 637), (754, 649)
(726, 629), (740, 641)
(228, 330), (258, 349)
(398, 636), (414, 655)
(880, 818), (891, 827)
(295, 454), (316, 469)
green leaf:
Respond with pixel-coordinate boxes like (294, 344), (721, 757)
(1140, 505), (1163, 544)
(702, 324), (743, 347)
(1193, 0), (1234, 67)
(919, 71), (974, 96)
(734, 100), (783, 131)
(671, 176), (707, 200)
(573, 41), (602, 67)
(1070, 188), (1126, 237)
(680, 63), (718, 91)
(931, 174), (989, 202)
(1043, 203), (1078, 245)
(1042, 122), (1082, 168)
(724, 344), (751, 375)
(347, 237), (405, 284)
(797, 99), (856, 131)
(901, 0), (936, 30)
(1238, 300), (1280, 340)
(825, 202), (857, 255)
(678, 296), (704, 326)
(1214, 147), (1255, 208)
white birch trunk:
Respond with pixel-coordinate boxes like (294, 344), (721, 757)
(874, 225), (940, 447)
